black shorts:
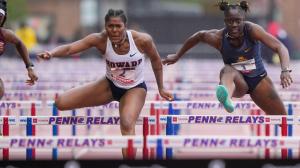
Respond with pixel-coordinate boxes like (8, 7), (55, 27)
(106, 77), (147, 101)
(243, 72), (267, 93)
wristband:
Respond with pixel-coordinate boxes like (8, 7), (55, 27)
(26, 64), (34, 69)
(281, 68), (292, 73)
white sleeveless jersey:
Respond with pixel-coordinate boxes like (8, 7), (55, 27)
(104, 30), (145, 89)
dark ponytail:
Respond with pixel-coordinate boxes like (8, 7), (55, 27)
(217, 0), (250, 14)
(105, 9), (127, 24)
(239, 1), (250, 13)
(218, 1), (229, 11)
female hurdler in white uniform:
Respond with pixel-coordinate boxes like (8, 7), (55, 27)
(38, 9), (173, 159)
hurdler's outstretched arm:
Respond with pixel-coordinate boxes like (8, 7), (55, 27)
(37, 32), (106, 59)
(162, 29), (222, 65)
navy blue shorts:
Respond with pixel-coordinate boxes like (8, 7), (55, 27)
(243, 72), (267, 93)
(106, 78), (147, 101)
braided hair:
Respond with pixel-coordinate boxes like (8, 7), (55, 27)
(104, 9), (127, 24)
(217, 0), (250, 15)
(0, 0), (7, 27)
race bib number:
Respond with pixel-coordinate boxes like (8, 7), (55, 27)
(110, 68), (135, 85)
(231, 59), (256, 74)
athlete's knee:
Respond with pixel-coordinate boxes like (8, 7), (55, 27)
(220, 65), (236, 74)
(120, 117), (135, 135)
(54, 95), (68, 111)
(220, 66), (241, 81)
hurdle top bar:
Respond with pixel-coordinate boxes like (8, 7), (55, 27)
(0, 115), (299, 125)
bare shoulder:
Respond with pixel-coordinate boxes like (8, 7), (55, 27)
(1, 28), (20, 43)
(193, 28), (223, 50)
(86, 31), (107, 44)
(86, 31), (108, 51)
(130, 30), (154, 53)
(201, 29), (223, 39)
(131, 30), (153, 44)
(199, 28), (223, 43)
(205, 29), (222, 34)
(1, 28), (16, 38)
(245, 21), (258, 26)
(245, 21), (264, 31)
(1, 28), (12, 33)
(245, 21), (266, 39)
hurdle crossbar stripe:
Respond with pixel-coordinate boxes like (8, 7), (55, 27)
(147, 135), (300, 149)
(0, 116), (17, 124)
(45, 100), (300, 110)
(4, 90), (300, 102)
(0, 101), (42, 109)
(0, 136), (299, 149)
(1, 100), (300, 110)
(168, 115), (297, 125)
(0, 115), (299, 125)
(0, 136), (142, 149)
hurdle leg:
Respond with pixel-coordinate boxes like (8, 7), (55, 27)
(3, 117), (9, 160)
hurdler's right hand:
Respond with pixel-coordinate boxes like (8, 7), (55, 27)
(162, 53), (179, 65)
(37, 51), (52, 60)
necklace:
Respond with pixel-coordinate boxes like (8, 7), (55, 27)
(113, 33), (127, 48)
(225, 32), (244, 39)
(225, 32), (233, 39)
